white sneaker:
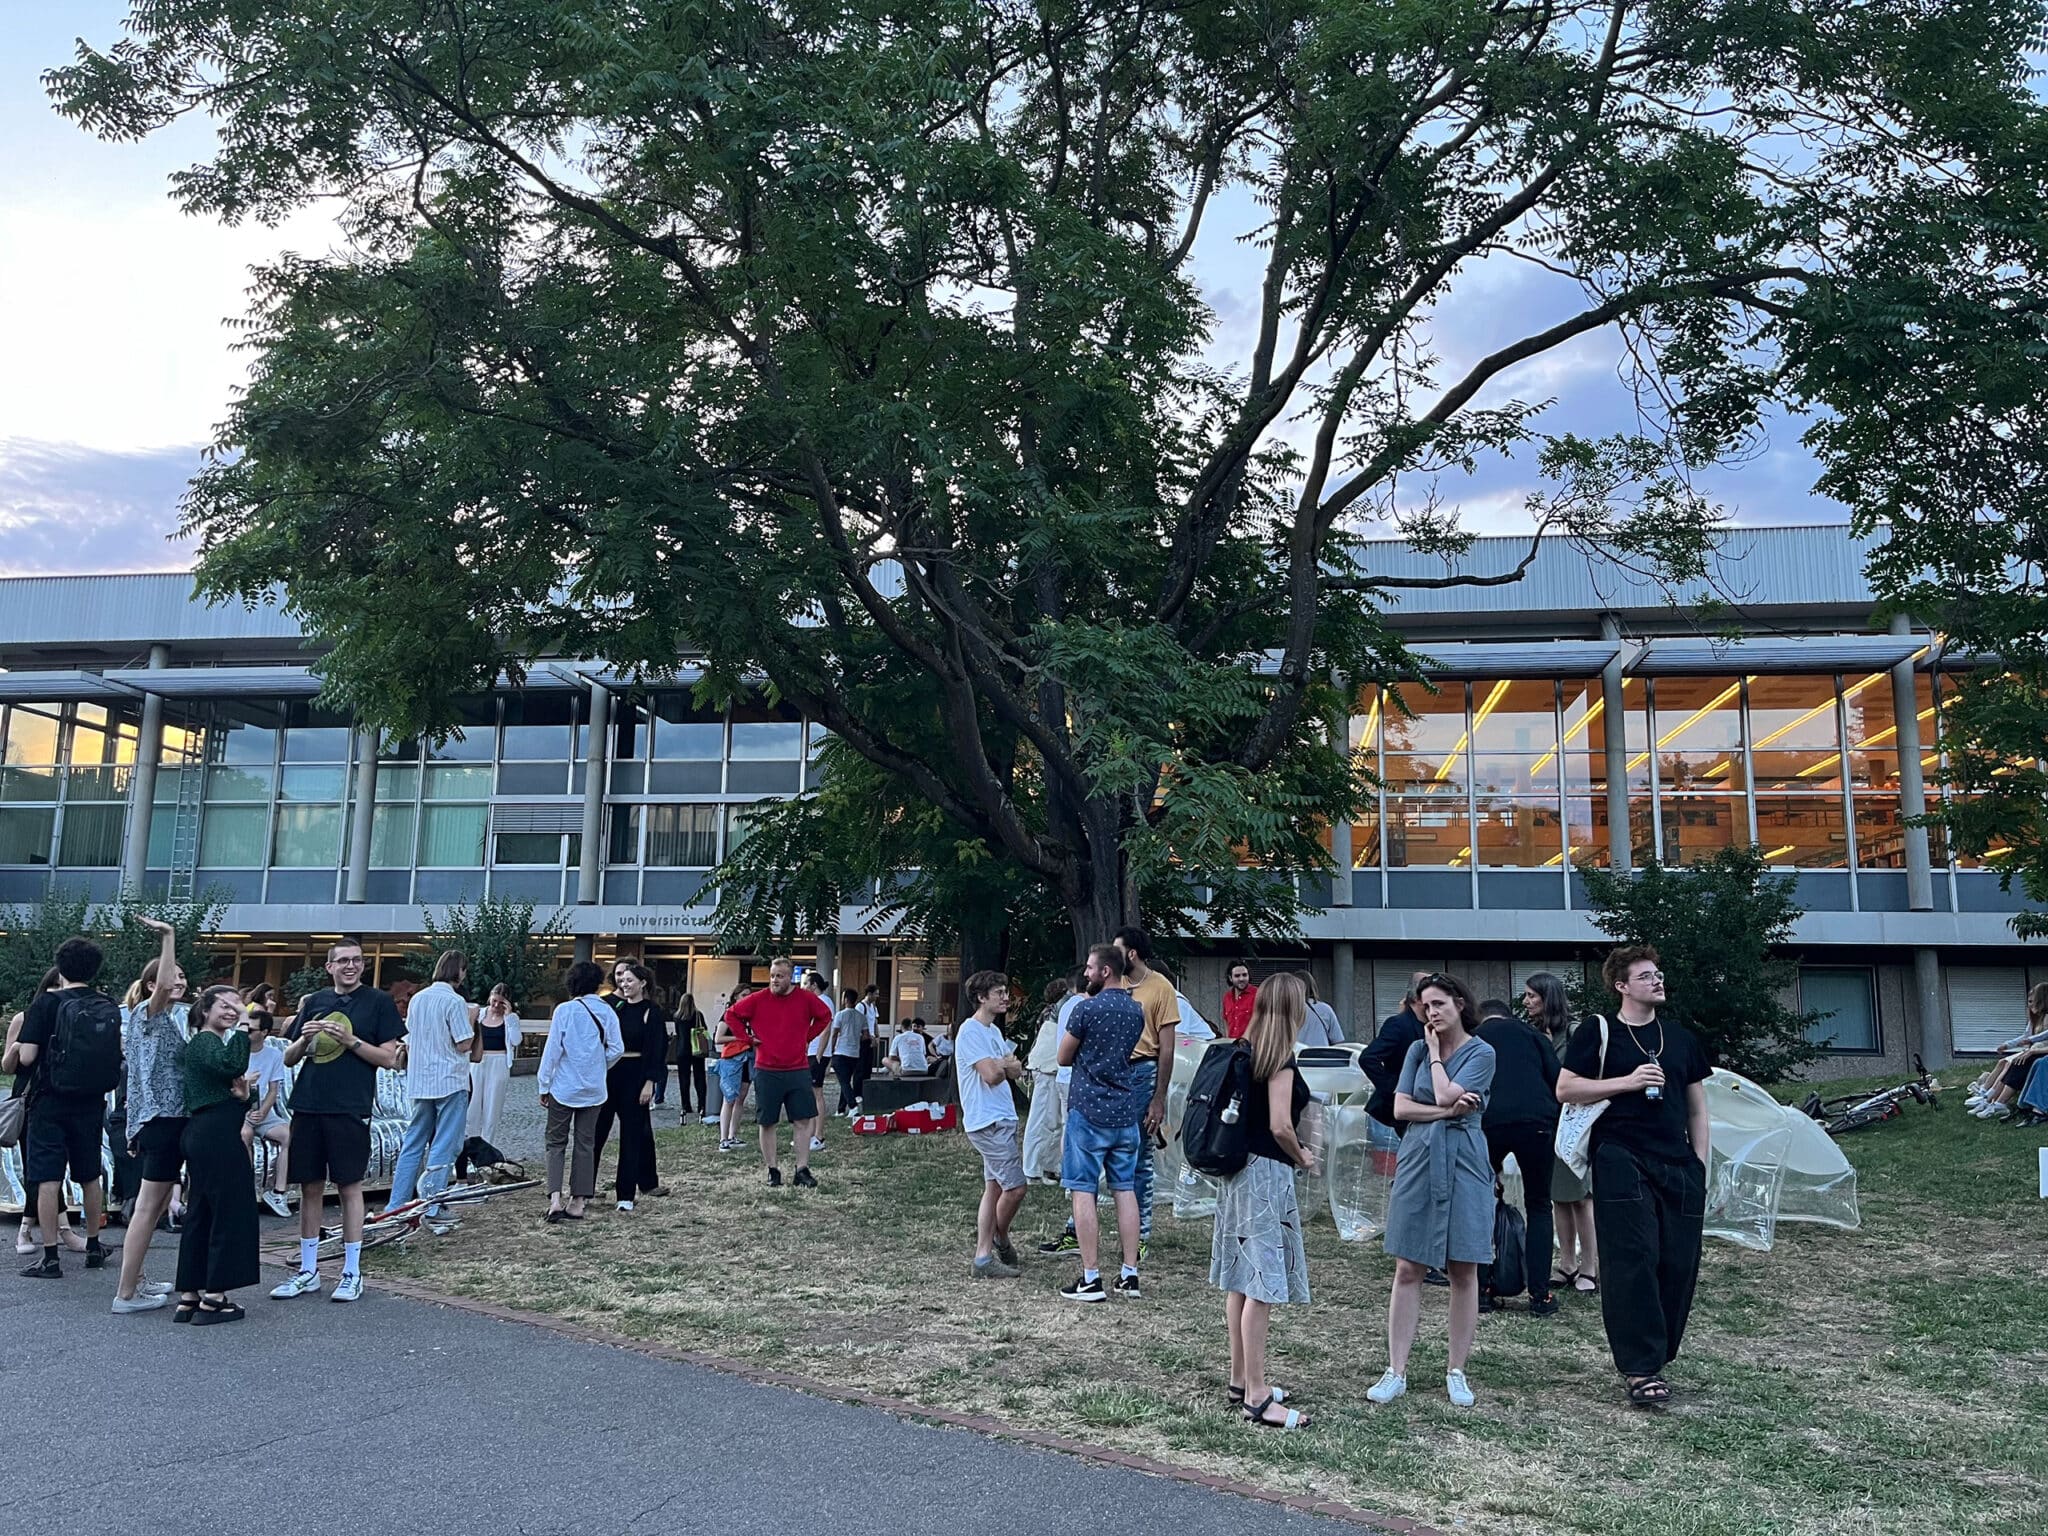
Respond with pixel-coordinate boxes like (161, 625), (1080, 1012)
(138, 1279), (174, 1297)
(617, 1200), (635, 1213)
(809, 1137), (826, 1152)
(1366, 1370), (1408, 1404)
(331, 1271), (363, 1303)
(112, 1292), (168, 1314)
(1446, 1370), (1475, 1408)
(270, 1269), (322, 1300)
(261, 1190), (293, 1217)
(701, 1115), (720, 1126)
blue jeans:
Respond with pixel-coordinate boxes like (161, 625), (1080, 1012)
(1130, 1060), (1157, 1240)
(1060, 1108), (1141, 1195)
(387, 1090), (471, 1214)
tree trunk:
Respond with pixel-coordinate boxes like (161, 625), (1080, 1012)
(1067, 795), (1137, 960)
(957, 909), (1005, 984)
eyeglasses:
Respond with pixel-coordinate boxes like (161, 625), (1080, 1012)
(332, 956), (365, 967)
(1630, 971), (1664, 983)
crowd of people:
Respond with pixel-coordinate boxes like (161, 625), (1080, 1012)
(1964, 982), (2048, 1126)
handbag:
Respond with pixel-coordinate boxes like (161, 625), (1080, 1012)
(0, 1091), (25, 1148)
(1554, 1014), (1610, 1181)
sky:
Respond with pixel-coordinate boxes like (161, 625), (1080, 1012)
(0, 1), (1840, 579)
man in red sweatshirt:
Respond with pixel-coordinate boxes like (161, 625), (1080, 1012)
(1222, 961), (1259, 1040)
(728, 957), (835, 1188)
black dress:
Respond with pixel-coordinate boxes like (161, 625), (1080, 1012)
(594, 999), (667, 1201)
(177, 1031), (260, 1295)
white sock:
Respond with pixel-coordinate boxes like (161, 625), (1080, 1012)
(299, 1238), (319, 1274)
(1082, 1267), (1100, 1283)
(343, 1242), (361, 1274)
(1121, 1264), (1139, 1279)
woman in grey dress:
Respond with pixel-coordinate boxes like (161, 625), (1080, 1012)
(1209, 973), (1316, 1431)
(1368, 973), (1496, 1409)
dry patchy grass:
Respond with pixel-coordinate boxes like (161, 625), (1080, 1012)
(376, 1086), (2048, 1536)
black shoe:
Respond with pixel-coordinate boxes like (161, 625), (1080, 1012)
(792, 1168), (817, 1189)
(84, 1243), (108, 1270)
(1039, 1231), (1079, 1255)
(20, 1256), (61, 1279)
(1424, 1267), (1450, 1288)
(767, 1167), (783, 1187)
(1529, 1292), (1560, 1317)
(1113, 1273), (1142, 1299)
(1060, 1275), (1107, 1304)
(1478, 1290), (1502, 1312)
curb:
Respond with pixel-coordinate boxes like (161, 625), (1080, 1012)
(348, 1265), (1443, 1535)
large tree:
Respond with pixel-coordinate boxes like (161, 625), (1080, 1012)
(50, 0), (2048, 955)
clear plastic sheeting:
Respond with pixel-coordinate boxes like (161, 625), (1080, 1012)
(1705, 1120), (1792, 1251)
(1328, 1096), (1399, 1241)
(1773, 1100), (1863, 1231)
(1703, 1068), (1860, 1243)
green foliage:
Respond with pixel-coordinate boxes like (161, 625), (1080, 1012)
(420, 896), (574, 1008)
(1574, 848), (1822, 1084)
(48, 0), (2048, 950)
(1926, 671), (2048, 936)
(0, 887), (231, 1015)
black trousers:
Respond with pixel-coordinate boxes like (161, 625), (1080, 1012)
(1591, 1140), (1706, 1378)
(593, 1070), (660, 1202)
(176, 1103), (259, 1295)
(1485, 1119), (1555, 1298)
(831, 1056), (860, 1114)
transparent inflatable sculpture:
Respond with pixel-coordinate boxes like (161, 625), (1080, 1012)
(1326, 1094), (1399, 1241)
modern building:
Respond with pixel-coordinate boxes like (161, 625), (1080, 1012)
(0, 525), (2038, 1075)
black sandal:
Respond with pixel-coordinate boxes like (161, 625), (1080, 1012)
(1243, 1394), (1309, 1431)
(1550, 1270), (1577, 1290)
(543, 1209), (565, 1224)
(1227, 1384), (1288, 1408)
(1627, 1375), (1671, 1409)
(193, 1299), (246, 1325)
(172, 1299), (200, 1323)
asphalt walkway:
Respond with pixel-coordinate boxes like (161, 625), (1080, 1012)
(0, 1238), (1353, 1536)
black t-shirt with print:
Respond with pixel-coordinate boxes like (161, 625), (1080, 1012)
(1561, 1012), (1710, 1161)
(287, 985), (405, 1117)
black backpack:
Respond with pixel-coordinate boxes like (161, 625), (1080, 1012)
(1482, 1196), (1529, 1299)
(43, 989), (125, 1098)
(1182, 1042), (1254, 1178)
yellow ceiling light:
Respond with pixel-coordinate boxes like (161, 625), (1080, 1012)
(1448, 844), (1474, 866)
(1530, 677), (1639, 780)
(1434, 681), (1511, 783)
(1627, 679), (1745, 773)
(1354, 692), (1382, 756)
(1762, 844), (1796, 861)
(1542, 851), (1566, 867)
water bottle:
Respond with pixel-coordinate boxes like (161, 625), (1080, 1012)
(1220, 1095), (1241, 1125)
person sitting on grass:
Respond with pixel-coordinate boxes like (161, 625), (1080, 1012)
(1967, 983), (2048, 1120)
(955, 969), (1028, 1279)
(1057, 943), (1148, 1303)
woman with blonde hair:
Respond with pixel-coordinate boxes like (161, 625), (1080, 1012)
(1210, 971), (1316, 1431)
(1968, 982), (2048, 1120)
(466, 983), (522, 1145)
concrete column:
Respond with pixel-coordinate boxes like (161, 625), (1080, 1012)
(578, 682), (610, 905)
(344, 725), (377, 903)
(1600, 614), (1631, 872)
(1913, 947), (1949, 1068)
(573, 934), (595, 964)
(814, 931), (839, 993)
(119, 643), (170, 896)
(1330, 939), (1356, 1038)
(1888, 614), (1935, 911)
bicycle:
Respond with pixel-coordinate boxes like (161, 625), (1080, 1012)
(313, 1172), (539, 1262)
(1800, 1056), (1941, 1136)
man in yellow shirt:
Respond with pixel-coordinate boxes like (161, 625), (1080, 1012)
(1112, 925), (1178, 1254)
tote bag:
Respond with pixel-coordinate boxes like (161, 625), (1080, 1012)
(1554, 1014), (1610, 1181)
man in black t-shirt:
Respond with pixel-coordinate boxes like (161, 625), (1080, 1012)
(271, 939), (405, 1304)
(14, 936), (114, 1278)
(1557, 944), (1713, 1409)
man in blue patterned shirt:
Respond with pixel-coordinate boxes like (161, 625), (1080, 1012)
(1056, 943), (1148, 1303)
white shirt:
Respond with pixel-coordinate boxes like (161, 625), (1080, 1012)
(1053, 993), (1082, 1086)
(1175, 993), (1216, 1040)
(538, 995), (625, 1108)
(933, 1035), (954, 1058)
(404, 981), (477, 1101)
(1027, 1010), (1064, 1074)
(953, 1018), (1017, 1133)
(831, 1007), (867, 1058)
(890, 1032), (929, 1073)
(245, 1039), (291, 1126)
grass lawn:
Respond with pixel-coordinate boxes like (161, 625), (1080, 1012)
(375, 1076), (2048, 1536)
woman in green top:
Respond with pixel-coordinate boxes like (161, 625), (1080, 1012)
(178, 985), (260, 1322)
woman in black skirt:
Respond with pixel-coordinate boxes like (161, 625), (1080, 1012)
(178, 985), (260, 1323)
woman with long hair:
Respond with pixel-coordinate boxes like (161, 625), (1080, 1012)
(1369, 972), (1497, 1409)
(674, 992), (710, 1123)
(466, 983), (522, 1146)
(2010, 984), (2048, 1126)
(177, 983), (260, 1321)
(1212, 972), (1317, 1431)
(6, 969), (81, 1257)
(1968, 982), (2048, 1120)
(112, 917), (191, 1313)
(598, 962), (668, 1211)
(1522, 971), (1594, 1293)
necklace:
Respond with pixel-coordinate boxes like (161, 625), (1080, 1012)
(1620, 1010), (1664, 1061)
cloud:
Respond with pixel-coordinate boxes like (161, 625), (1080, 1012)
(0, 437), (199, 574)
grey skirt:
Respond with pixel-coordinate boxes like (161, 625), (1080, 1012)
(1550, 1149), (1591, 1203)
(1209, 1154), (1311, 1306)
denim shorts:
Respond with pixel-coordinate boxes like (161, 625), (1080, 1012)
(1060, 1108), (1141, 1195)
(717, 1054), (750, 1103)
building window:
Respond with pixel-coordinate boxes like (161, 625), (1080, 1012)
(494, 832), (580, 866)
(500, 693), (576, 760)
(1755, 794), (1848, 869)
(425, 698), (498, 763)
(1801, 967), (1880, 1053)
(651, 695), (723, 760)
(271, 804), (344, 867)
(1386, 797), (1470, 868)
(198, 806), (268, 866)
(281, 701), (353, 764)
(419, 805), (488, 866)
(646, 804), (718, 867)
(729, 720), (803, 760)
(607, 805), (642, 864)
(1474, 796), (1563, 868)
(0, 705), (61, 767)
(0, 806), (55, 865)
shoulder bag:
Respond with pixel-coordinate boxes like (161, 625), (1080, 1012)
(0, 1085), (25, 1148)
(1553, 1014), (1610, 1180)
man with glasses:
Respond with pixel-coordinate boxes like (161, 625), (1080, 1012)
(272, 939), (406, 1304)
(1556, 945), (1712, 1410)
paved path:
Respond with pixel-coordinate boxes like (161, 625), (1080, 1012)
(2, 1243), (1353, 1536)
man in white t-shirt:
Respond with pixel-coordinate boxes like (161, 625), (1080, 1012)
(888, 1025), (929, 1076)
(240, 1010), (295, 1216)
(955, 971), (1027, 1278)
(1036, 974), (1090, 1254)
